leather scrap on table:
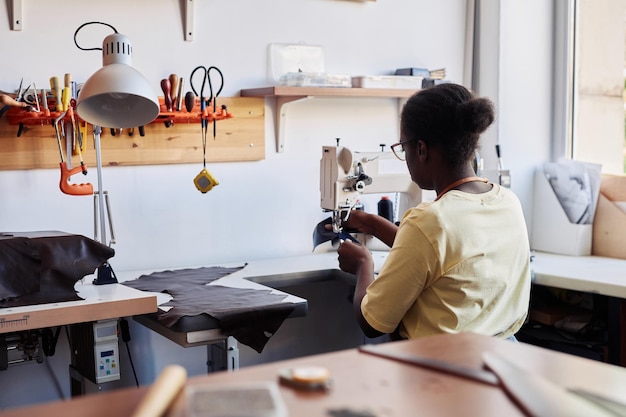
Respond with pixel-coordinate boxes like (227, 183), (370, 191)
(123, 266), (296, 353)
(123, 266), (245, 290)
(0, 231), (115, 307)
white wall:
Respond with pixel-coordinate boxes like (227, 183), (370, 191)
(0, 0), (555, 409)
(497, 0), (555, 229)
(0, 0), (469, 272)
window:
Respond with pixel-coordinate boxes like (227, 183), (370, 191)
(567, 0), (626, 174)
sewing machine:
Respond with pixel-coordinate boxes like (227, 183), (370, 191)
(320, 145), (421, 246)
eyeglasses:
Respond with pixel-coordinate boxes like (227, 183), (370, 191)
(391, 140), (410, 161)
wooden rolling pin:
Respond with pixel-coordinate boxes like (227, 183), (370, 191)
(131, 365), (187, 417)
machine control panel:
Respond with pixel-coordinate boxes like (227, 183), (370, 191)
(70, 318), (120, 385)
(93, 320), (120, 383)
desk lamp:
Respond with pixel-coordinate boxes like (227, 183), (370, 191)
(76, 29), (159, 285)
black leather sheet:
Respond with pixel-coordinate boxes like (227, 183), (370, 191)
(123, 266), (296, 353)
(312, 217), (360, 250)
(0, 235), (40, 300)
(0, 231), (115, 307)
(313, 217), (340, 249)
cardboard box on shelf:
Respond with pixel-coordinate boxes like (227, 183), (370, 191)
(530, 169), (593, 256)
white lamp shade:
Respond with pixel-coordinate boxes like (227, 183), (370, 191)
(76, 33), (159, 129)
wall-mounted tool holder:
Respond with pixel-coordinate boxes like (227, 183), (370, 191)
(5, 96), (233, 136)
(0, 96), (265, 170)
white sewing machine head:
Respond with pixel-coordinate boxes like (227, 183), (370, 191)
(320, 145), (421, 234)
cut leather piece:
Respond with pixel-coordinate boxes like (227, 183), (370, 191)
(0, 231), (115, 307)
(123, 266), (245, 290)
(124, 266), (295, 353)
(161, 285), (294, 353)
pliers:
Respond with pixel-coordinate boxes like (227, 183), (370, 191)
(0, 79), (35, 125)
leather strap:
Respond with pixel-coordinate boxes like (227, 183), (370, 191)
(435, 176), (489, 201)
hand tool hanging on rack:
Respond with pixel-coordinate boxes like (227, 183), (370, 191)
(209, 68), (224, 141)
(49, 74), (93, 196)
(61, 79), (73, 166)
(160, 78), (172, 112)
(160, 77), (173, 127)
(64, 74), (86, 173)
(189, 65), (223, 193)
(49, 76), (62, 112)
(53, 113), (93, 195)
(17, 82), (40, 136)
(175, 77), (184, 111)
(69, 99), (87, 174)
(21, 83), (40, 113)
(1, 79), (34, 111)
(0, 79), (38, 136)
(0, 92), (30, 115)
(169, 73), (179, 110)
(41, 89), (49, 117)
(184, 91), (195, 113)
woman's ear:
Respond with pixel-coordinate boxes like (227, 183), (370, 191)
(416, 140), (427, 160)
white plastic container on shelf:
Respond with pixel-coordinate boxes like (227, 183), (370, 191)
(267, 43), (351, 87)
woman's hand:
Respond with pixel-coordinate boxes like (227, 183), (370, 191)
(338, 239), (382, 339)
(337, 239), (373, 275)
(342, 209), (376, 235)
(326, 209), (398, 248)
(324, 209), (376, 234)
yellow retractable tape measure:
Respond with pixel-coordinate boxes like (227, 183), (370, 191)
(194, 168), (219, 193)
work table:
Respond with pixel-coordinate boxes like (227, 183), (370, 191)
(3, 250), (624, 336)
(530, 251), (626, 298)
(0, 281), (157, 334)
(3, 332), (626, 417)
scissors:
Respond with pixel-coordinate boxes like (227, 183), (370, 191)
(189, 65), (224, 141)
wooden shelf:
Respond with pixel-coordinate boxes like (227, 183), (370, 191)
(240, 86), (416, 153)
(240, 86), (417, 99)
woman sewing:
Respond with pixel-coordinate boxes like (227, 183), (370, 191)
(336, 83), (531, 341)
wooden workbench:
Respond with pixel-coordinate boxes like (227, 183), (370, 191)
(530, 251), (626, 365)
(0, 280), (157, 333)
(2, 332), (626, 417)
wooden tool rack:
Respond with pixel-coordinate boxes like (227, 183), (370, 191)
(0, 96), (265, 170)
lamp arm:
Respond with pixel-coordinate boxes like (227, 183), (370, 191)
(93, 126), (108, 246)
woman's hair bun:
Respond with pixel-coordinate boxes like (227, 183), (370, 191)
(455, 97), (495, 135)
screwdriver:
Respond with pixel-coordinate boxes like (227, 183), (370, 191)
(175, 78), (184, 111)
(169, 74), (179, 110)
(49, 76), (61, 112)
(41, 89), (49, 116)
(160, 78), (172, 112)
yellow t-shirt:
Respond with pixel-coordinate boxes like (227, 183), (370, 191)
(361, 183), (531, 339)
